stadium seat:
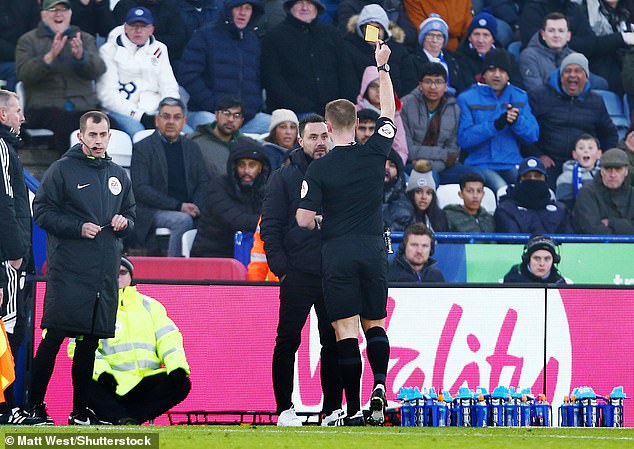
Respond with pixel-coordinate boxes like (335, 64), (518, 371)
(132, 129), (155, 143)
(16, 81), (54, 145)
(436, 184), (497, 213)
(594, 89), (630, 140)
(507, 41), (521, 60)
(181, 229), (197, 258)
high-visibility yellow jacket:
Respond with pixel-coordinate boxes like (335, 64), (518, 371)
(69, 286), (190, 396)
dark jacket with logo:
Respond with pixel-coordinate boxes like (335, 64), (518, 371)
(34, 145), (135, 338)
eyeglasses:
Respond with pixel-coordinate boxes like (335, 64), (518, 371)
(158, 113), (184, 121)
(420, 79), (447, 87)
(119, 269), (129, 276)
(45, 6), (70, 12)
(218, 110), (243, 120)
(425, 33), (445, 41)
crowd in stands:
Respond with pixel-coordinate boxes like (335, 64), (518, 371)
(3, 0), (634, 259)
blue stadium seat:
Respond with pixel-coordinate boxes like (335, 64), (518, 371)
(594, 89), (630, 140)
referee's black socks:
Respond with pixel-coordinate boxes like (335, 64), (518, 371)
(336, 338), (362, 416)
(365, 326), (390, 387)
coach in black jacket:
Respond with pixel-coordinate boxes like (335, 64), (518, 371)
(260, 114), (342, 426)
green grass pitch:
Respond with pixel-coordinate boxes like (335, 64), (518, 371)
(1, 425), (634, 449)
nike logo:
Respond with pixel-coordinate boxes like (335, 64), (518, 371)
(77, 183), (90, 190)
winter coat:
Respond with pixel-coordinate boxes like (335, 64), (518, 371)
(401, 89), (460, 170)
(112, 0), (187, 61)
(484, 0), (521, 28)
(178, 0), (223, 41)
(0, 124), (31, 288)
(262, 142), (296, 172)
(555, 160), (599, 208)
(188, 123), (241, 177)
(528, 70), (618, 165)
(572, 173), (634, 234)
(403, 0), (472, 51)
(616, 139), (634, 186)
(191, 138), (270, 257)
(519, 32), (575, 93)
(356, 66), (408, 163)
(444, 204), (496, 232)
(457, 83), (539, 170)
(69, 0), (116, 38)
(130, 131), (210, 244)
(343, 15), (418, 98)
(15, 22), (105, 111)
(0, 0), (39, 63)
(503, 262), (566, 284)
(455, 43), (524, 91)
(261, 14), (356, 114)
(33, 145), (135, 338)
(97, 26), (179, 119)
(383, 150), (414, 231)
(178, 0), (263, 120)
(260, 148), (322, 277)
(388, 251), (445, 282)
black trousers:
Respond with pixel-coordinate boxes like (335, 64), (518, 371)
(89, 373), (190, 424)
(30, 329), (98, 413)
(272, 271), (342, 414)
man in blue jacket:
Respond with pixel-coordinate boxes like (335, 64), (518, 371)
(457, 49), (539, 193)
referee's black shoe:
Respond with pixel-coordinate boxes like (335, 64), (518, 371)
(68, 407), (112, 425)
(367, 384), (386, 426)
(343, 410), (365, 426)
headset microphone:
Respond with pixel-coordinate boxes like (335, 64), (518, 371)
(79, 138), (99, 155)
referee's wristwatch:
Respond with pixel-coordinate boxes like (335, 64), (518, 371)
(377, 63), (390, 73)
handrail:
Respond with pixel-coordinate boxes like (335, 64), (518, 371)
(390, 232), (634, 244)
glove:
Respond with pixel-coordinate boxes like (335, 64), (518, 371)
(140, 113), (155, 129)
(622, 32), (634, 46)
(494, 112), (508, 130)
(169, 368), (191, 390)
(98, 372), (118, 394)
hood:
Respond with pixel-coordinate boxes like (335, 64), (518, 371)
(288, 146), (313, 171)
(346, 14), (405, 44)
(62, 143), (112, 169)
(226, 136), (271, 190)
(221, 0), (264, 30)
(356, 66), (402, 111)
(547, 67), (591, 98)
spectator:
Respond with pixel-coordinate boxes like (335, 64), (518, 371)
(573, 147), (634, 233)
(82, 256), (190, 425)
(555, 133), (601, 209)
(356, 65), (408, 163)
(402, 62), (483, 185)
(444, 172), (496, 232)
(263, 109), (299, 171)
(189, 98), (245, 177)
(97, 7), (180, 138)
(495, 156), (573, 233)
(343, 4), (417, 98)
(528, 53), (618, 186)
(503, 235), (566, 284)
(113, 0), (187, 64)
(383, 149), (414, 231)
(191, 137), (270, 257)
(519, 12), (608, 93)
(16, 0), (106, 155)
(403, 0), (472, 51)
(412, 14), (463, 93)
(178, 0), (223, 42)
(481, 0), (521, 48)
(616, 123), (634, 185)
(69, 0), (116, 38)
(355, 108), (379, 144)
(457, 49), (539, 192)
(130, 97), (209, 257)
(456, 12), (524, 90)
(405, 160), (449, 231)
(0, 1), (39, 92)
(261, 0), (356, 116)
(179, 0), (270, 133)
(388, 222), (445, 282)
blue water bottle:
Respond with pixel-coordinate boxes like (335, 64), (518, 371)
(601, 387), (627, 427)
(475, 394), (488, 427)
(577, 387), (598, 427)
(397, 387), (415, 427)
(456, 387), (474, 427)
(490, 386), (508, 427)
(533, 394), (550, 426)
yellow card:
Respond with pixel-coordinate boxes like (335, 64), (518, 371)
(364, 24), (379, 43)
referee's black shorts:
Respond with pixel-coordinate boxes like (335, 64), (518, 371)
(321, 235), (388, 322)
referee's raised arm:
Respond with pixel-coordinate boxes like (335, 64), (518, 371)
(375, 40), (395, 122)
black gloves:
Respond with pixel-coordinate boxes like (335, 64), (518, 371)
(98, 372), (118, 394)
(169, 368), (190, 390)
(494, 112), (508, 130)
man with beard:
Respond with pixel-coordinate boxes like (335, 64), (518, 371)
(388, 223), (444, 282)
(495, 156), (573, 234)
(261, 114), (344, 427)
(383, 149), (412, 231)
(191, 136), (270, 257)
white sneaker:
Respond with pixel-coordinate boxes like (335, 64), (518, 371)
(321, 408), (346, 426)
(277, 406), (302, 427)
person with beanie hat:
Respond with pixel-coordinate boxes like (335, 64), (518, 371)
(404, 160), (448, 231)
(191, 136), (271, 257)
(466, 11), (498, 42)
(343, 5), (418, 98)
(403, 0), (471, 51)
(263, 109), (300, 170)
(120, 256), (135, 285)
(559, 52), (589, 78)
(418, 13), (448, 47)
(503, 235), (566, 284)
(383, 149), (414, 231)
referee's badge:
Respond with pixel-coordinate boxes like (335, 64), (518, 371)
(378, 123), (396, 138)
(300, 180), (309, 198)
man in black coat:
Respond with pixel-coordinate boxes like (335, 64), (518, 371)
(131, 97), (210, 256)
(30, 111), (135, 425)
(191, 136), (270, 257)
(261, 114), (343, 427)
(261, 0), (356, 115)
(388, 223), (445, 282)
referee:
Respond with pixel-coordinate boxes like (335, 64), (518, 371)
(296, 41), (396, 426)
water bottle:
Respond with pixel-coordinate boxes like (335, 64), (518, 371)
(519, 394), (532, 426)
(400, 400), (413, 427)
(559, 396), (570, 427)
(533, 394), (550, 427)
(569, 394), (580, 427)
(437, 393), (448, 427)
(475, 394), (488, 427)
